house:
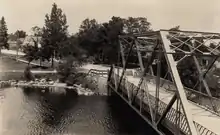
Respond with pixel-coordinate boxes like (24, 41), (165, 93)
(8, 38), (25, 50)
(22, 35), (41, 47)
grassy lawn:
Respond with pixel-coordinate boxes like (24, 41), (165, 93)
(0, 56), (28, 71)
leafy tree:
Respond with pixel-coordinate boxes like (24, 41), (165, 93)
(60, 35), (86, 62)
(169, 25), (180, 31)
(13, 30), (26, 57)
(14, 30), (26, 38)
(102, 16), (124, 64)
(21, 26), (42, 64)
(24, 66), (35, 81)
(78, 18), (101, 56)
(124, 17), (152, 34)
(57, 55), (76, 83)
(77, 17), (125, 64)
(76, 16), (152, 64)
(0, 16), (9, 53)
(41, 3), (68, 67)
(23, 46), (37, 64)
(23, 38), (40, 64)
(31, 26), (42, 36)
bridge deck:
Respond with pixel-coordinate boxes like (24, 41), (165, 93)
(124, 75), (220, 135)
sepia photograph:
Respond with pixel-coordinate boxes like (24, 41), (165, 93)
(0, 0), (220, 135)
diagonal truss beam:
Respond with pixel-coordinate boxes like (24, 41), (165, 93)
(131, 43), (159, 104)
(160, 31), (198, 135)
(135, 40), (145, 72)
(202, 56), (219, 78)
(189, 40), (217, 112)
(116, 39), (135, 92)
(134, 38), (157, 124)
(157, 94), (177, 125)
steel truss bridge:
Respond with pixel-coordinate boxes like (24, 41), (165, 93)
(1, 30), (220, 135)
(107, 30), (220, 135)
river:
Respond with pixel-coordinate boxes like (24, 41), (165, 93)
(0, 57), (158, 135)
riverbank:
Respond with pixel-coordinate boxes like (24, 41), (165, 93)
(0, 49), (59, 68)
(0, 49), (111, 94)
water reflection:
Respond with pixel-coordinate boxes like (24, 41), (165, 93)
(2, 86), (158, 135)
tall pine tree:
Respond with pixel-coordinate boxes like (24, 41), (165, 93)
(41, 3), (68, 67)
(0, 16), (9, 54)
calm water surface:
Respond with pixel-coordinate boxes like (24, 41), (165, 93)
(0, 57), (158, 135)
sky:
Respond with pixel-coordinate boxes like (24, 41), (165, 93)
(0, 0), (220, 34)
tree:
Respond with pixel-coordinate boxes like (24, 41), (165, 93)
(13, 30), (26, 59)
(24, 66), (34, 81)
(124, 17), (152, 34)
(0, 16), (9, 53)
(23, 45), (37, 64)
(41, 3), (68, 67)
(169, 25), (180, 31)
(23, 38), (40, 64)
(78, 18), (101, 57)
(8, 33), (17, 41)
(103, 16), (124, 64)
(14, 30), (26, 38)
(76, 16), (152, 64)
(31, 26), (42, 36)
(22, 26), (44, 65)
(60, 35), (85, 60)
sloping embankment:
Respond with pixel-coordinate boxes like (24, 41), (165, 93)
(74, 64), (110, 95)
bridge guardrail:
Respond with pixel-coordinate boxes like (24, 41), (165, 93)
(135, 72), (220, 114)
(185, 88), (220, 114)
(109, 70), (218, 135)
(87, 69), (109, 77)
(114, 73), (191, 135)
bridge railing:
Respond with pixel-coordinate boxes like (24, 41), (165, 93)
(109, 69), (218, 135)
(114, 73), (190, 135)
(135, 72), (220, 114)
(87, 69), (109, 77)
(185, 88), (220, 114)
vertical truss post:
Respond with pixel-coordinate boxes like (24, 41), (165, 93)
(117, 42), (120, 84)
(135, 39), (155, 121)
(135, 39), (145, 72)
(140, 87), (143, 113)
(160, 70), (170, 87)
(119, 40), (126, 67)
(107, 64), (113, 82)
(160, 31), (198, 135)
(175, 98), (181, 134)
(132, 46), (159, 125)
(113, 64), (118, 89)
(135, 39), (145, 114)
(116, 39), (134, 92)
(155, 47), (162, 122)
(132, 43), (160, 101)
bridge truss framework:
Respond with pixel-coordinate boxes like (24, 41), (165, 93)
(112, 30), (220, 135)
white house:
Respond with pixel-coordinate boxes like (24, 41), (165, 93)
(22, 35), (41, 47)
